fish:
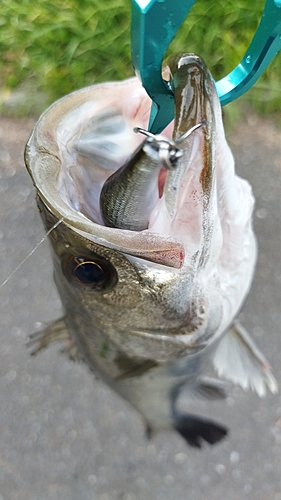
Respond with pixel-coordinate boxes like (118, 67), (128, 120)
(24, 53), (277, 448)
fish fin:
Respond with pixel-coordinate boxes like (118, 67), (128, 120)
(192, 377), (228, 400)
(213, 321), (278, 397)
(174, 414), (227, 448)
(27, 317), (80, 361)
(60, 339), (82, 362)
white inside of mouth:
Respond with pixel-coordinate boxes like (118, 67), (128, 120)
(56, 102), (147, 226)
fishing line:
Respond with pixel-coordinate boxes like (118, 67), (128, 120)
(0, 217), (64, 290)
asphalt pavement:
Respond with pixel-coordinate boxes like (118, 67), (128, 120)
(0, 113), (281, 500)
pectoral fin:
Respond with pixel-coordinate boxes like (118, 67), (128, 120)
(27, 317), (81, 361)
(213, 322), (278, 397)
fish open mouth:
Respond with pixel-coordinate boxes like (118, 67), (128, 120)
(30, 55), (217, 269)
(25, 53), (254, 277)
(56, 55), (215, 243)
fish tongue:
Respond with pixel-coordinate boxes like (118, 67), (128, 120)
(150, 54), (215, 255)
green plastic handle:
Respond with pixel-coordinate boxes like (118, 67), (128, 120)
(131, 0), (196, 133)
(217, 0), (281, 105)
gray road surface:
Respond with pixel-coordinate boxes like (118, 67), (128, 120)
(0, 114), (281, 500)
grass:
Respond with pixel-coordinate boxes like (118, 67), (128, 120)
(0, 0), (281, 119)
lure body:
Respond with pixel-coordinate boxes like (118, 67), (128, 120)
(100, 132), (183, 231)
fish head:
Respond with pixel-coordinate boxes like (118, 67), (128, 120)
(25, 54), (256, 363)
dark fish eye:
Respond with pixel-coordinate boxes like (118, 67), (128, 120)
(74, 260), (104, 285)
(63, 255), (117, 291)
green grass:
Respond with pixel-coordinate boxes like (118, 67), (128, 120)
(0, 0), (281, 118)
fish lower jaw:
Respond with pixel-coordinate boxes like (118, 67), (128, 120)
(115, 327), (211, 362)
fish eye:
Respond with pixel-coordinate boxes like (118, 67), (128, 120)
(167, 145), (183, 165)
(63, 255), (117, 291)
(74, 259), (104, 285)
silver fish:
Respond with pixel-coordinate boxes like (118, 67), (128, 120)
(99, 123), (203, 231)
(25, 54), (277, 448)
